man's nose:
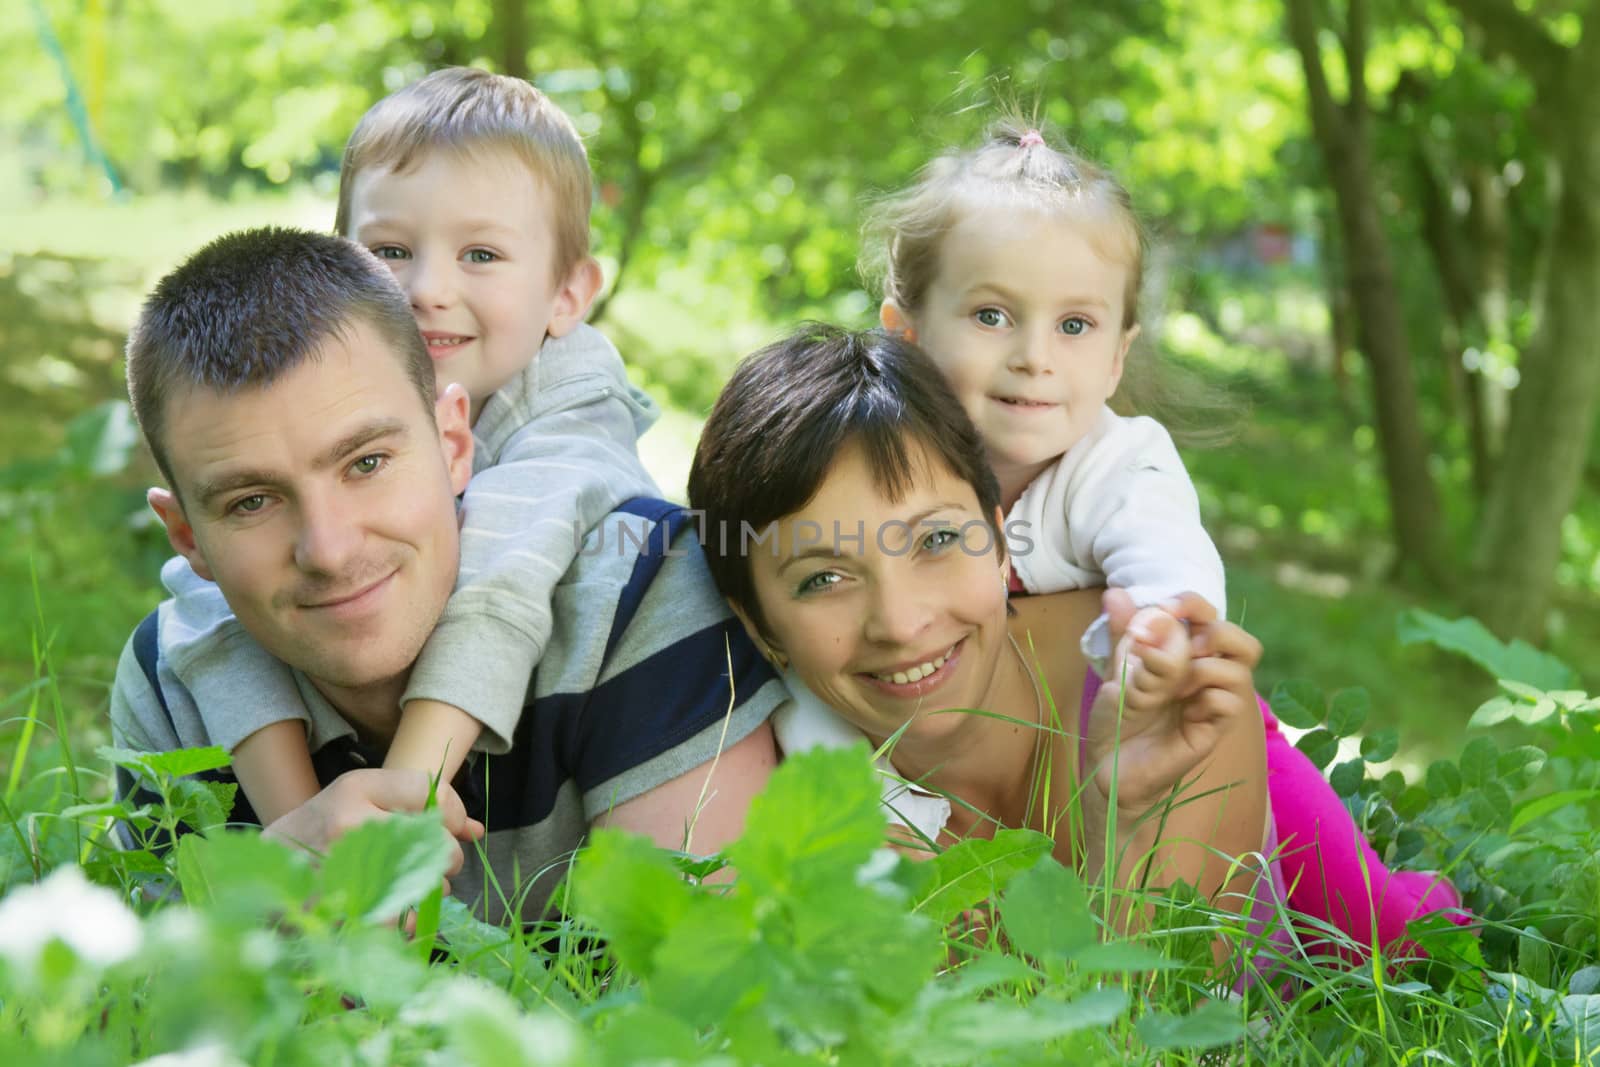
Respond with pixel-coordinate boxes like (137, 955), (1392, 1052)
(293, 492), (362, 577)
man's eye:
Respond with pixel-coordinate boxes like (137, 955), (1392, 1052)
(465, 249), (497, 264)
(1060, 316), (1090, 336)
(370, 245), (409, 261)
(976, 308), (1010, 328)
(798, 571), (841, 595)
(231, 495), (267, 515)
(351, 454), (385, 476)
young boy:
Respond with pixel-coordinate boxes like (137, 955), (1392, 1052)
(157, 67), (660, 823)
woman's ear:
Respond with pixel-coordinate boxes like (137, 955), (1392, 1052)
(728, 598), (788, 671)
(993, 504), (1011, 587)
(879, 300), (917, 342)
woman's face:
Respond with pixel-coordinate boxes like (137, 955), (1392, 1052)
(744, 436), (1012, 744)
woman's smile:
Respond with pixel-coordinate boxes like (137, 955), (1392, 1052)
(858, 636), (964, 697)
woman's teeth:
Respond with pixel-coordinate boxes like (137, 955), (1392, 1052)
(873, 646), (953, 685)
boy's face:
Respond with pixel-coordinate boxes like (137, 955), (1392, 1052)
(345, 146), (589, 419)
(149, 321), (474, 712)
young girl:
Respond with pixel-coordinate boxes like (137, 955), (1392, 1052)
(779, 117), (1465, 961)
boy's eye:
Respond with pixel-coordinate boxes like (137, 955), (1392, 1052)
(370, 245), (409, 261)
(797, 570), (841, 595)
(350, 454), (386, 476)
(975, 308), (1011, 328)
(465, 249), (498, 264)
(1060, 316), (1090, 336)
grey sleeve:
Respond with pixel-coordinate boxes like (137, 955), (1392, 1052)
(158, 556), (311, 753)
(401, 384), (661, 753)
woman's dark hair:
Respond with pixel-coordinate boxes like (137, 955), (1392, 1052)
(688, 323), (1002, 633)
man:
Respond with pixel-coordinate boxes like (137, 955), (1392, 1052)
(111, 227), (781, 919)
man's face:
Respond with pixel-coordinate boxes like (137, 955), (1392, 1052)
(150, 319), (473, 707)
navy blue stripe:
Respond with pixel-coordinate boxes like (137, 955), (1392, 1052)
(604, 498), (691, 661)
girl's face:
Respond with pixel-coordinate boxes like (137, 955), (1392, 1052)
(742, 436), (1012, 746)
(887, 205), (1139, 503)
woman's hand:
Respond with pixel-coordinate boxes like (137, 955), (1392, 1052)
(1084, 590), (1261, 821)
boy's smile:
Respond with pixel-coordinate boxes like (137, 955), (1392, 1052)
(345, 145), (581, 421)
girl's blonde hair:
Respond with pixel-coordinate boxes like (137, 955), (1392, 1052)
(863, 115), (1236, 443)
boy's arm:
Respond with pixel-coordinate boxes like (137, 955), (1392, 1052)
(398, 353), (659, 759)
(382, 698), (483, 783)
(231, 720), (322, 825)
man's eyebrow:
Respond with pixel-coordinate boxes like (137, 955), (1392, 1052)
(191, 419), (410, 512)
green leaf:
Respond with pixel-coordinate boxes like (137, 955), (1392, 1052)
(1069, 940), (1180, 974)
(1295, 729), (1339, 771)
(168, 777), (235, 833)
(1460, 737), (1500, 788)
(1497, 745), (1548, 787)
(648, 899), (767, 1027)
(1329, 758), (1365, 798)
(1325, 688), (1370, 736)
(1396, 609), (1577, 690)
(1509, 789), (1600, 833)
(726, 746), (885, 897)
(915, 827), (1053, 924)
(570, 829), (694, 976)
(999, 856), (1095, 960)
(1135, 998), (1247, 1050)
(174, 829), (314, 917)
(1469, 695), (1518, 728)
(936, 954), (1040, 997)
(99, 744), (232, 780)
(316, 812), (456, 923)
(1360, 729), (1399, 763)
(1268, 679), (1324, 729)
(1425, 760), (1462, 799)
(901, 989), (1130, 1063)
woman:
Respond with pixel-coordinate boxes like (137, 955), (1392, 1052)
(687, 324), (1270, 921)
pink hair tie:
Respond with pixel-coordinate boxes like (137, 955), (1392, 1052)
(1018, 129), (1045, 149)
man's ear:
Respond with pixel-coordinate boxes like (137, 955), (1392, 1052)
(1106, 323), (1140, 399)
(879, 299), (918, 342)
(148, 487), (213, 581)
(546, 256), (605, 339)
(435, 383), (475, 495)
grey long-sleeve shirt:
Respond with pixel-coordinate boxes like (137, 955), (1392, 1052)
(157, 323), (660, 755)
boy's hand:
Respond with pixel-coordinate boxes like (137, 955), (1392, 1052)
(264, 768), (486, 894)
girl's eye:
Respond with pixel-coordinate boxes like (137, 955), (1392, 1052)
(797, 571), (842, 595)
(350, 454), (386, 476)
(370, 245), (409, 261)
(1060, 316), (1091, 336)
(921, 526), (961, 553)
(465, 248), (498, 264)
(230, 494), (268, 516)
(975, 308), (1010, 328)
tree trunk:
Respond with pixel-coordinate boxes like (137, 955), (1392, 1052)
(1286, 0), (1446, 582)
(1470, 132), (1600, 640)
(494, 0), (530, 80)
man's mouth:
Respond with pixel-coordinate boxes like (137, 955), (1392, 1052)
(300, 570), (397, 612)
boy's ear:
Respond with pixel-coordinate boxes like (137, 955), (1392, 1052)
(1106, 323), (1140, 399)
(546, 256), (605, 339)
(879, 300), (918, 342)
(148, 487), (213, 582)
(434, 383), (475, 495)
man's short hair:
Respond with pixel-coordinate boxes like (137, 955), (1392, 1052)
(333, 66), (593, 280)
(125, 226), (435, 489)
(688, 323), (1003, 636)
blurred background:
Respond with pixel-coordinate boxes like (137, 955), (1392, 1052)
(1, 0), (1595, 764)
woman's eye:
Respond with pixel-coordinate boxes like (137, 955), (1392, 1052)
(975, 308), (1010, 328)
(921, 527), (961, 553)
(1060, 316), (1090, 336)
(351, 454), (386, 476)
(370, 245), (409, 261)
(465, 248), (498, 264)
(797, 571), (841, 595)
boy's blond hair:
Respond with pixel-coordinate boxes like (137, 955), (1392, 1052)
(334, 66), (592, 280)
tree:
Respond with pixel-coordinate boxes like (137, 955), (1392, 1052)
(1285, 0), (1447, 582)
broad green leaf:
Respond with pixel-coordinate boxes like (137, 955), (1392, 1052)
(727, 746), (885, 897)
(168, 777), (234, 833)
(1469, 695), (1518, 728)
(570, 829), (694, 976)
(1325, 688), (1371, 736)
(915, 827), (1053, 924)
(899, 989), (1129, 1063)
(1360, 729), (1399, 763)
(173, 829), (313, 918)
(999, 856), (1095, 960)
(1135, 998), (1248, 1050)
(1396, 609), (1577, 690)
(934, 954), (1040, 997)
(1425, 760), (1462, 799)
(1459, 737), (1499, 788)
(1498, 745), (1548, 785)
(1509, 789), (1600, 833)
(99, 744), (232, 780)
(1069, 940), (1180, 973)
(649, 902), (770, 1027)
(1268, 679), (1324, 729)
(316, 812), (456, 923)
(1295, 729), (1339, 771)
(1329, 758), (1365, 798)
